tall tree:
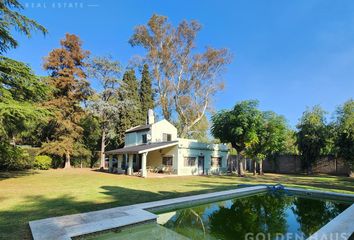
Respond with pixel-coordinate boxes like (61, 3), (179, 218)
(334, 99), (354, 176)
(115, 69), (144, 146)
(42, 33), (91, 168)
(80, 114), (100, 167)
(0, 0), (47, 53)
(130, 14), (231, 137)
(246, 111), (288, 175)
(87, 56), (124, 169)
(140, 64), (154, 118)
(0, 56), (49, 144)
(211, 100), (263, 176)
(0, 57), (49, 170)
(296, 106), (328, 174)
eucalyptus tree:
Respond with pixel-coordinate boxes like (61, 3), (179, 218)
(130, 14), (231, 137)
(0, 0), (47, 53)
(87, 56), (123, 168)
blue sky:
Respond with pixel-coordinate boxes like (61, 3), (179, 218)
(6, 0), (354, 127)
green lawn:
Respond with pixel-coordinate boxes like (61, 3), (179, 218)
(0, 169), (353, 240)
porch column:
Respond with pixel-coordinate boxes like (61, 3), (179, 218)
(141, 152), (147, 178)
(108, 155), (113, 173)
(117, 154), (122, 170)
(127, 154), (133, 175)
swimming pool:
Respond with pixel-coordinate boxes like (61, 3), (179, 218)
(82, 190), (352, 240)
(156, 192), (350, 240)
(30, 186), (354, 240)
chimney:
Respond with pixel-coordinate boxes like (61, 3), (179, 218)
(147, 109), (155, 124)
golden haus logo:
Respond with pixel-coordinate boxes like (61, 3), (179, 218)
(244, 233), (351, 240)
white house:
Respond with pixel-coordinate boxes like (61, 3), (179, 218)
(105, 110), (229, 177)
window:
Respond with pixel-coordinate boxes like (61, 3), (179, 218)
(184, 157), (196, 167)
(162, 156), (173, 166)
(142, 134), (147, 144)
(163, 133), (172, 142)
(211, 157), (222, 167)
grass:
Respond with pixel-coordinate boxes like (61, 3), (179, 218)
(0, 169), (353, 240)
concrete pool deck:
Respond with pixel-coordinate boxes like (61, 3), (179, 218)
(29, 185), (266, 240)
(29, 185), (354, 240)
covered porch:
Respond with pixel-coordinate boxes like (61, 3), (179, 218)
(105, 141), (179, 178)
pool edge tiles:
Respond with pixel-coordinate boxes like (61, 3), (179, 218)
(29, 185), (267, 240)
(308, 204), (354, 240)
(83, 223), (190, 240)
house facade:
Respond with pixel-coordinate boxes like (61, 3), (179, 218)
(105, 110), (229, 177)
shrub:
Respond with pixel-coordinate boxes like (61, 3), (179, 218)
(33, 155), (52, 170)
(0, 142), (33, 170)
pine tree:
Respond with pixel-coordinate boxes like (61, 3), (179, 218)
(42, 34), (92, 168)
(116, 69), (144, 146)
(140, 64), (154, 119)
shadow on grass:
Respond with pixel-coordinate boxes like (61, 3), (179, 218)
(0, 182), (244, 240)
(1, 173), (353, 240)
(0, 170), (39, 181)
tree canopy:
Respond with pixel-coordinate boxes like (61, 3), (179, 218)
(0, 0), (47, 53)
(211, 100), (263, 154)
(42, 33), (91, 168)
(296, 106), (328, 173)
(87, 56), (123, 168)
(212, 100), (289, 175)
(335, 99), (354, 175)
(130, 14), (231, 137)
(139, 64), (154, 118)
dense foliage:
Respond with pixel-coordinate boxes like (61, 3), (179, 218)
(211, 100), (289, 175)
(87, 56), (123, 168)
(296, 106), (329, 173)
(335, 99), (354, 175)
(41, 34), (92, 168)
(33, 155), (52, 170)
(0, 4), (352, 174)
(0, 56), (50, 170)
(139, 64), (154, 118)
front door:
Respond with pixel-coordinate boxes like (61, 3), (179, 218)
(198, 156), (204, 175)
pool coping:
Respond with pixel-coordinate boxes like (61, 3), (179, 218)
(29, 186), (354, 240)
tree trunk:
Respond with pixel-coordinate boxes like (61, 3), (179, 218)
(259, 160), (264, 175)
(161, 96), (171, 121)
(64, 152), (71, 169)
(349, 170), (353, 177)
(253, 160), (257, 176)
(100, 130), (106, 169)
(237, 154), (244, 176)
(10, 135), (16, 146)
